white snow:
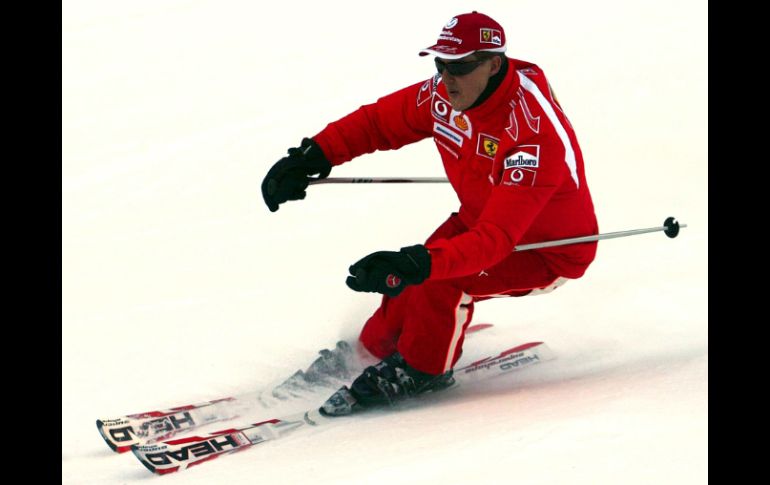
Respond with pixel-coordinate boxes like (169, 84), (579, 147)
(62, 1), (707, 483)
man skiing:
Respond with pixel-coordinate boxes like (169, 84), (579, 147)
(261, 11), (598, 414)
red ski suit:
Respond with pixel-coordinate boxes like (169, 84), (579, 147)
(313, 58), (598, 375)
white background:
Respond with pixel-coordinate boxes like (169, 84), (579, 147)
(63, 1), (707, 483)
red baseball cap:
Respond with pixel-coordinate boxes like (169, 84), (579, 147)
(419, 11), (506, 59)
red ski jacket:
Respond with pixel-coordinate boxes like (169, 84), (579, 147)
(313, 58), (598, 280)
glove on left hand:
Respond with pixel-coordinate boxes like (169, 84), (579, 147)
(261, 138), (332, 212)
(346, 244), (431, 297)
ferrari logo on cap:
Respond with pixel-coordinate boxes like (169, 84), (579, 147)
(480, 28), (502, 45)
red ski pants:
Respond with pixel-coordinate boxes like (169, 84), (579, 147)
(359, 213), (565, 375)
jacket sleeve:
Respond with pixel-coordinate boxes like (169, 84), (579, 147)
(426, 109), (572, 280)
(311, 79), (435, 165)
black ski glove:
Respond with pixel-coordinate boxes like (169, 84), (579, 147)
(346, 245), (431, 297)
(261, 138), (332, 212)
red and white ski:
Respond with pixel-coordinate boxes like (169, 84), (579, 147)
(96, 323), (496, 452)
(132, 340), (554, 475)
(96, 398), (238, 453)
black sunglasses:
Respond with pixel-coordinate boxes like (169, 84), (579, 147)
(434, 57), (487, 76)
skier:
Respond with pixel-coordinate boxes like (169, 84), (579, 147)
(261, 11), (598, 414)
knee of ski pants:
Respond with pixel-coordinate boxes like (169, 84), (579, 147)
(357, 279), (469, 360)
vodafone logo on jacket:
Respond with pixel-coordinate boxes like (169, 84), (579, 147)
(507, 168), (536, 186)
(432, 97), (451, 122)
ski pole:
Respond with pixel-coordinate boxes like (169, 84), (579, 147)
(514, 217), (685, 251)
(309, 177), (449, 184)
(308, 179), (685, 246)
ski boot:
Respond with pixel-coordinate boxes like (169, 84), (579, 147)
(321, 352), (455, 416)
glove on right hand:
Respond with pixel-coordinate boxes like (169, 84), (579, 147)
(261, 138), (332, 212)
(345, 244), (432, 297)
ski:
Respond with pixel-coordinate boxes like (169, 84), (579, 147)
(132, 340), (554, 475)
(96, 323), (495, 452)
(96, 398), (238, 453)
